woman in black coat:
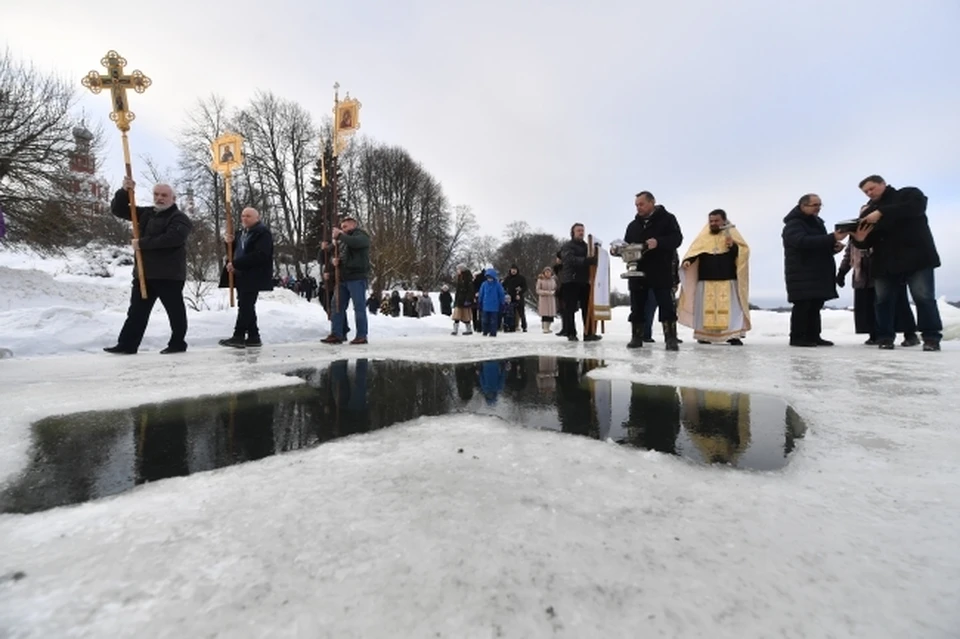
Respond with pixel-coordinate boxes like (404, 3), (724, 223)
(781, 194), (848, 347)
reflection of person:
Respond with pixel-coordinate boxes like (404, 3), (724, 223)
(135, 405), (188, 484)
(678, 209), (751, 345)
(104, 177), (193, 355)
(680, 388), (749, 465)
(219, 207), (274, 348)
(339, 108), (353, 129)
(478, 360), (506, 405)
(220, 144), (235, 163)
(454, 364), (476, 401)
(328, 359), (371, 435)
(555, 359), (595, 436)
(623, 384), (680, 454)
(230, 393), (276, 462)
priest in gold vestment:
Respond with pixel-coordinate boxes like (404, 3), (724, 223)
(677, 209), (751, 344)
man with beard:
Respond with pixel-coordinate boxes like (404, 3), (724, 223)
(103, 177), (193, 355)
(558, 223), (599, 342)
(678, 209), (750, 345)
(501, 264), (529, 332)
(852, 175), (942, 351)
(624, 191), (684, 350)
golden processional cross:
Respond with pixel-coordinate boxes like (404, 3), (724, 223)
(82, 50), (152, 298)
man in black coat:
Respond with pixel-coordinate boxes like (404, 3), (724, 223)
(781, 193), (848, 347)
(853, 175), (942, 350)
(438, 285), (453, 316)
(501, 264), (529, 332)
(219, 207), (274, 348)
(104, 178), (193, 355)
(558, 223), (598, 341)
(624, 191), (684, 350)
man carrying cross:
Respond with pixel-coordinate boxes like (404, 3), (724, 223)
(103, 177), (193, 354)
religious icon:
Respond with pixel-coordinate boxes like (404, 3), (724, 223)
(211, 132), (244, 172)
(336, 99), (361, 134)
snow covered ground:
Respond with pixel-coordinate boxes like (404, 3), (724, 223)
(1, 244), (959, 638)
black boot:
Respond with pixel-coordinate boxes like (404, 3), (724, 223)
(663, 321), (679, 351)
(627, 323), (644, 349)
(219, 334), (246, 348)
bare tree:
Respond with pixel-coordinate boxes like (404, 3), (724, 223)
(234, 91), (318, 277)
(0, 48), (77, 246)
(177, 94), (231, 264)
(494, 231), (565, 305)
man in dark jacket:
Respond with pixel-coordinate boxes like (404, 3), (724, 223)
(501, 264), (529, 332)
(438, 285), (453, 316)
(624, 191), (684, 350)
(852, 175), (942, 351)
(781, 193), (848, 347)
(219, 207), (274, 348)
(559, 223), (599, 342)
(322, 214), (372, 345)
(104, 178), (193, 355)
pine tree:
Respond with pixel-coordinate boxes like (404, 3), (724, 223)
(306, 138), (347, 317)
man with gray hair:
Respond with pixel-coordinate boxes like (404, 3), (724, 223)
(219, 207), (274, 348)
(103, 176), (193, 355)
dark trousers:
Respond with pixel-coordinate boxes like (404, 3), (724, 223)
(875, 268), (942, 342)
(561, 282), (590, 337)
(514, 302), (527, 331)
(642, 289), (657, 340)
(482, 311), (499, 336)
(472, 304), (482, 331)
(117, 279), (187, 351)
(789, 299), (824, 343)
(630, 284), (676, 325)
(233, 291), (260, 339)
(854, 286), (917, 338)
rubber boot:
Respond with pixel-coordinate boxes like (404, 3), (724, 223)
(663, 321), (679, 351)
(627, 322), (644, 349)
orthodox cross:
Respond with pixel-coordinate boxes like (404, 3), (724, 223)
(81, 50), (151, 131)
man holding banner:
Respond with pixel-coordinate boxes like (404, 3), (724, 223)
(677, 209), (751, 345)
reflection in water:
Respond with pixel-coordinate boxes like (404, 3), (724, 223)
(1, 357), (805, 513)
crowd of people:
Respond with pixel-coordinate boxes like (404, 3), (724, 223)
(99, 173), (943, 355)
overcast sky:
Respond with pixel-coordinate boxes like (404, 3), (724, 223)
(4, 0), (959, 305)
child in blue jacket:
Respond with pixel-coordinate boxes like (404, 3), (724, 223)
(477, 268), (506, 336)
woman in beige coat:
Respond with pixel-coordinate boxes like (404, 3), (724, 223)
(535, 267), (558, 333)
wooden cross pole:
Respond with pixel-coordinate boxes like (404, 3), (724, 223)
(223, 168), (235, 307)
(211, 132), (244, 308)
(586, 233), (597, 335)
(82, 50), (152, 299)
(329, 83), (362, 318)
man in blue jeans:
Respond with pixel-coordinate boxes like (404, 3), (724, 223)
(852, 175), (942, 351)
(322, 215), (371, 345)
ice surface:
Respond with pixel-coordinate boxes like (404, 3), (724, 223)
(0, 245), (958, 637)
